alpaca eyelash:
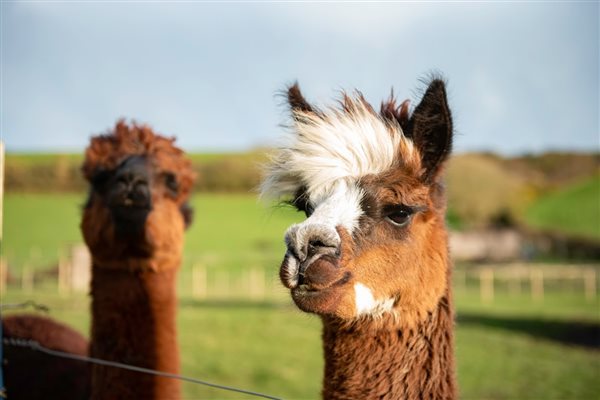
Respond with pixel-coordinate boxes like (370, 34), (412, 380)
(383, 204), (427, 215)
(290, 199), (313, 217)
(288, 189), (312, 215)
(382, 204), (428, 227)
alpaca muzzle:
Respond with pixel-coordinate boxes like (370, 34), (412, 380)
(281, 223), (341, 286)
(107, 156), (153, 231)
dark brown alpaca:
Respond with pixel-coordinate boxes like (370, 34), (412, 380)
(261, 79), (456, 399)
(81, 120), (195, 399)
(2, 314), (90, 399)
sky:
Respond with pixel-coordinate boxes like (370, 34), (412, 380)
(1, 1), (598, 155)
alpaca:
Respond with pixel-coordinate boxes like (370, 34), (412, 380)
(261, 79), (456, 399)
(81, 120), (195, 399)
(2, 314), (90, 399)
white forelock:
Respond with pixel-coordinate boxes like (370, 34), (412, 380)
(261, 95), (417, 201)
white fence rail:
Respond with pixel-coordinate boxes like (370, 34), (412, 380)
(1, 247), (598, 304)
(459, 263), (598, 302)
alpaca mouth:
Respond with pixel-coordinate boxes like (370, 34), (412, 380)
(291, 272), (351, 314)
(294, 271), (352, 293)
(111, 205), (150, 223)
(109, 203), (152, 236)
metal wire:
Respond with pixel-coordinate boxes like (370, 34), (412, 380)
(3, 338), (283, 400)
(0, 301), (49, 313)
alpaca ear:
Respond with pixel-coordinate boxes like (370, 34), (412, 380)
(410, 79), (453, 183)
(288, 82), (314, 114)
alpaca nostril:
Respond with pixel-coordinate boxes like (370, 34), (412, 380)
(111, 156), (152, 209)
(307, 239), (339, 259)
(309, 239), (327, 249)
(285, 223), (341, 263)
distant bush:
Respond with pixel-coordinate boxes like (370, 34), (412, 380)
(5, 155), (86, 192)
(504, 152), (600, 189)
(5, 152), (264, 193)
(446, 154), (530, 228)
(195, 157), (262, 192)
(5, 151), (599, 233)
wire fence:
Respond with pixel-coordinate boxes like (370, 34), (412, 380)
(2, 337), (282, 400)
(0, 301), (283, 400)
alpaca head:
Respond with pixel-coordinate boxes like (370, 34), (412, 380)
(81, 120), (195, 271)
(262, 79), (453, 326)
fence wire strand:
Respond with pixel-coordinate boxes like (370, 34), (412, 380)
(1, 301), (49, 313)
(3, 338), (282, 400)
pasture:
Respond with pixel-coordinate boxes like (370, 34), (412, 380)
(525, 174), (600, 240)
(2, 193), (600, 399)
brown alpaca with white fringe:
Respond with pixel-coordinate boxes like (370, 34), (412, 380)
(261, 79), (457, 399)
(81, 121), (195, 399)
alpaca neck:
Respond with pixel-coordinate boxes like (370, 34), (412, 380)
(321, 291), (456, 400)
(90, 264), (180, 400)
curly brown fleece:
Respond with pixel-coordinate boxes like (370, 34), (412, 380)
(81, 121), (193, 400)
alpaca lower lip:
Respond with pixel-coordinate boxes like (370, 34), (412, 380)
(112, 203), (151, 215)
(293, 271), (352, 295)
(296, 284), (321, 293)
(290, 277), (349, 315)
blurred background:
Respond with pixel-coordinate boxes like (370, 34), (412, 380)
(1, 2), (598, 399)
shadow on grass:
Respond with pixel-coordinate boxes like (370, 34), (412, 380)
(458, 312), (600, 349)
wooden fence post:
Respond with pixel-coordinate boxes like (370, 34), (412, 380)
(21, 265), (34, 293)
(455, 269), (467, 293)
(0, 140), (4, 246)
(480, 268), (494, 303)
(69, 245), (91, 293)
(192, 264), (207, 299)
(584, 268), (596, 301)
(249, 268), (265, 299)
(58, 256), (71, 296)
(0, 257), (7, 297)
(530, 268), (544, 302)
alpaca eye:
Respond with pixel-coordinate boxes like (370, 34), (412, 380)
(304, 203), (315, 218)
(91, 168), (113, 191)
(386, 209), (412, 227)
(164, 173), (179, 195)
(290, 189), (313, 217)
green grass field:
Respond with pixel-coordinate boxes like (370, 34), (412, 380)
(526, 175), (600, 240)
(2, 193), (600, 399)
(3, 287), (598, 400)
(3, 192), (302, 271)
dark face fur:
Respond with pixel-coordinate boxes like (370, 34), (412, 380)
(87, 155), (192, 236)
(80, 121), (195, 268)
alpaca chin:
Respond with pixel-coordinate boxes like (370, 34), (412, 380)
(291, 284), (350, 318)
(289, 257), (354, 318)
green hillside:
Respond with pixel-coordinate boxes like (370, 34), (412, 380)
(525, 175), (600, 239)
(4, 151), (599, 237)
